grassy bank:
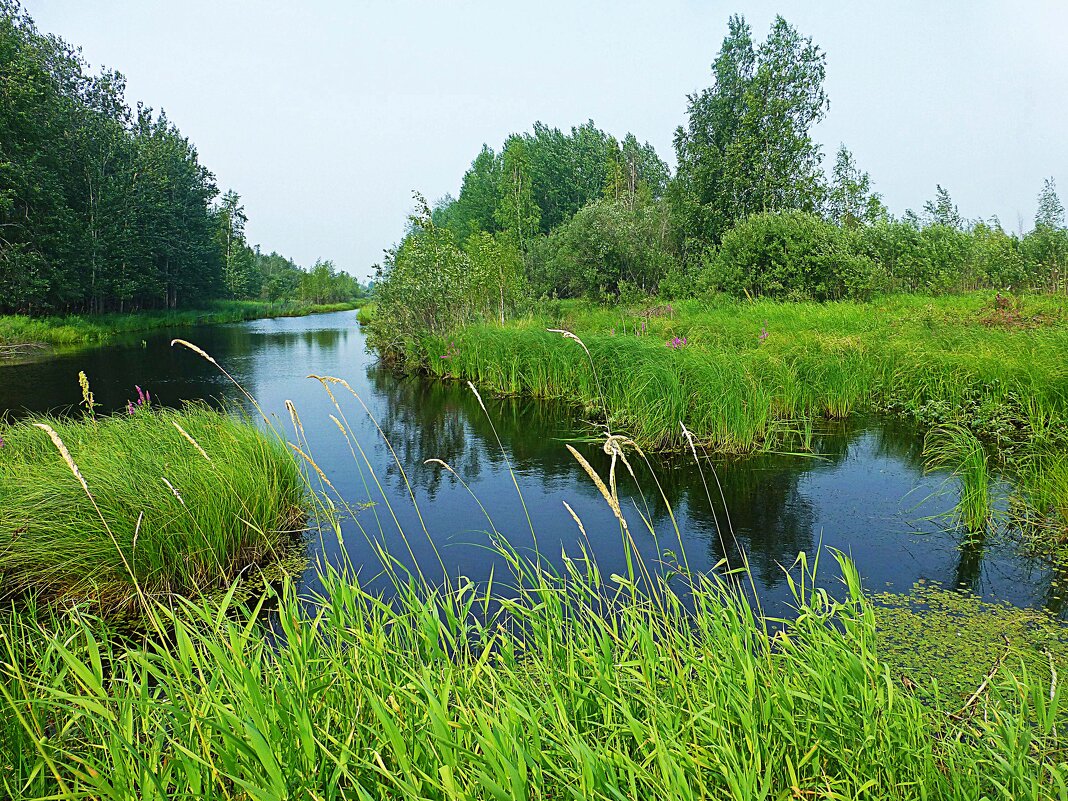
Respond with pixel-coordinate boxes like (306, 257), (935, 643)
(0, 405), (305, 614)
(1, 546), (1064, 799)
(356, 301), (375, 326)
(390, 292), (1068, 537)
(0, 299), (364, 351)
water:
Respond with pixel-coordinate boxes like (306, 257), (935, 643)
(2, 310), (1064, 615)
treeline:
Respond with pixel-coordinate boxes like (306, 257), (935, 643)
(372, 14), (1067, 344)
(0, 2), (363, 314)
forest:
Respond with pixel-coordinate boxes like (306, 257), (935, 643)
(370, 15), (1067, 347)
(0, 1), (363, 314)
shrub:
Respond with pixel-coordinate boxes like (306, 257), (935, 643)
(526, 198), (679, 300)
(702, 211), (863, 300)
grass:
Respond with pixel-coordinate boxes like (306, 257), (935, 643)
(356, 301), (376, 326)
(0, 299), (365, 351)
(923, 424), (994, 532)
(1, 540), (1064, 798)
(0, 339), (1065, 798)
(396, 292), (1068, 536)
(0, 404), (306, 614)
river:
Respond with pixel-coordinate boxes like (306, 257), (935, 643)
(2, 310), (1063, 614)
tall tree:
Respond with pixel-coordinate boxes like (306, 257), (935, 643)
(672, 15), (828, 249)
(0, 2), (233, 313)
(495, 136), (540, 246)
(1024, 177), (1068, 285)
(1036, 177), (1065, 230)
(439, 145), (501, 240)
(215, 190), (255, 298)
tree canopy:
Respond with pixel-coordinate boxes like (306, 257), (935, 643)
(0, 2), (362, 314)
(671, 15), (829, 251)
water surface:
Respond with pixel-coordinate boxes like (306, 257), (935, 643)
(2, 311), (1063, 615)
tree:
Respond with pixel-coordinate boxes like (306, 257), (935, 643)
(495, 136), (540, 246)
(922, 185), (963, 229)
(827, 144), (886, 227)
(371, 193), (474, 350)
(464, 232), (524, 324)
(0, 3), (229, 313)
(1024, 177), (1067, 288)
(1036, 177), (1065, 230)
(605, 133), (671, 206)
(437, 145), (501, 240)
(672, 15), (828, 250)
(215, 190), (256, 298)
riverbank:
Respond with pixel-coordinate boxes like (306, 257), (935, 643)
(0, 299), (365, 352)
(377, 292), (1068, 540)
(2, 543), (1063, 798)
(0, 403), (305, 614)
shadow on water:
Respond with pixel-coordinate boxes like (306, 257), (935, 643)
(0, 310), (1063, 617)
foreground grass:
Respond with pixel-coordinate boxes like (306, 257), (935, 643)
(1, 547), (1064, 799)
(396, 293), (1068, 537)
(0, 405), (305, 614)
(0, 299), (364, 351)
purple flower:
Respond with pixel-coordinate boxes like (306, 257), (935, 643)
(758, 321), (768, 342)
(128, 385), (152, 413)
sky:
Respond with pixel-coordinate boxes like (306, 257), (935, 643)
(24, 1), (1068, 280)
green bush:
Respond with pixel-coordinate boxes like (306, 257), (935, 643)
(702, 211), (870, 300)
(527, 198), (679, 300)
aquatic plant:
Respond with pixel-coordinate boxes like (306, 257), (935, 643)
(924, 423), (994, 532)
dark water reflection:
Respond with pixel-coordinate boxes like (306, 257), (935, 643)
(1, 311), (1063, 616)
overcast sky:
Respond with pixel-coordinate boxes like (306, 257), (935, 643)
(24, 1), (1068, 280)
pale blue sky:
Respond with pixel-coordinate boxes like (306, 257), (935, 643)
(25, 1), (1068, 279)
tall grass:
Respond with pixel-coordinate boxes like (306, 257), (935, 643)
(2, 539), (1065, 798)
(924, 423), (994, 532)
(356, 301), (376, 326)
(416, 293), (1068, 534)
(0, 405), (305, 614)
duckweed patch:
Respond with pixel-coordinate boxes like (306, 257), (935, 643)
(874, 583), (1068, 704)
